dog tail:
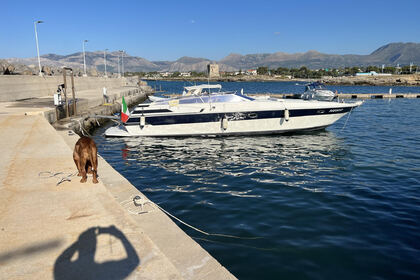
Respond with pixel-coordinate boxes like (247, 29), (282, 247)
(90, 143), (98, 172)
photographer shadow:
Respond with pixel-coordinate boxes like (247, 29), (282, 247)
(54, 225), (140, 280)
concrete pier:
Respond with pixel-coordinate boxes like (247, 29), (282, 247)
(0, 78), (236, 279)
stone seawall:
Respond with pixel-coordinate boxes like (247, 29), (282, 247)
(0, 75), (136, 102)
(321, 74), (420, 86)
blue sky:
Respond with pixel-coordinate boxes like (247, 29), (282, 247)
(2, 0), (419, 61)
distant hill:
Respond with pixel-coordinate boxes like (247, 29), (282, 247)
(5, 42), (420, 72)
(219, 43), (420, 69)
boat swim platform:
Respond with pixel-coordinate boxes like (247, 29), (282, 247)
(0, 92), (236, 279)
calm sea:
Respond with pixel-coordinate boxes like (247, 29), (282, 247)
(145, 80), (420, 95)
(92, 81), (420, 280)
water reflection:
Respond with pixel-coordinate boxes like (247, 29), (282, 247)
(104, 130), (351, 197)
(93, 95), (420, 280)
(122, 131), (347, 167)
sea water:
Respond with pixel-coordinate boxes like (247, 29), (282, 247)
(92, 82), (420, 280)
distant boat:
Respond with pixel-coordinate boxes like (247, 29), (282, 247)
(301, 82), (337, 101)
(148, 95), (167, 102)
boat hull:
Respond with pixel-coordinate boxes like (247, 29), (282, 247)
(105, 102), (360, 137)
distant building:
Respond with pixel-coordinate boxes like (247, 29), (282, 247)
(355, 71), (392, 76)
(159, 72), (171, 77)
(207, 64), (220, 78)
(180, 72), (191, 77)
(246, 69), (257, 75)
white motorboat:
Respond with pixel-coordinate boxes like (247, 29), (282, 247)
(301, 82), (337, 101)
(105, 84), (361, 137)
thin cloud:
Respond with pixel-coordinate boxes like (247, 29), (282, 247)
(274, 32), (280, 36)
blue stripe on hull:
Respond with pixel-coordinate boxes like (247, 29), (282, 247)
(125, 107), (352, 126)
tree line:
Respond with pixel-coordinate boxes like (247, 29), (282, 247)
(126, 65), (419, 78)
(254, 65), (419, 78)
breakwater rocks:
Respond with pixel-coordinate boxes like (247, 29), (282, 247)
(145, 75), (303, 83)
(321, 74), (420, 86)
(64, 90), (150, 135)
(0, 59), (118, 77)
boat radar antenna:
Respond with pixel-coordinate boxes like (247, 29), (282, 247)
(207, 64), (211, 110)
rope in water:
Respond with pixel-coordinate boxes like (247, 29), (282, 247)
(341, 106), (354, 131)
(193, 236), (281, 252)
(121, 195), (262, 240)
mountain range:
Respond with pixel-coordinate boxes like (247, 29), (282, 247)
(5, 42), (420, 73)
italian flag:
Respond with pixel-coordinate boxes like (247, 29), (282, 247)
(121, 96), (129, 123)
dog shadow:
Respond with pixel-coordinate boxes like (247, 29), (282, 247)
(53, 225), (139, 280)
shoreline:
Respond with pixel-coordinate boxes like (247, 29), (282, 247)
(144, 74), (420, 86)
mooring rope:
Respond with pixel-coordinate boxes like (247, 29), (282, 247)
(38, 171), (78, 186)
(193, 237), (281, 252)
(75, 119), (91, 137)
(120, 195), (262, 240)
(341, 106), (354, 131)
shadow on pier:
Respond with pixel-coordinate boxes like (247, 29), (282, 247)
(54, 225), (140, 280)
(0, 239), (63, 265)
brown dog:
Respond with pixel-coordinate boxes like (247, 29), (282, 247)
(73, 136), (98, 184)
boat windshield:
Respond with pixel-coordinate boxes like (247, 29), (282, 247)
(183, 84), (222, 95)
(307, 82), (326, 90)
(154, 93), (254, 105)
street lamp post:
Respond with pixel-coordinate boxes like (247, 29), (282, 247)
(34, 20), (44, 76)
(119, 50), (124, 77)
(117, 52), (120, 78)
(82, 40), (88, 77)
(104, 49), (108, 77)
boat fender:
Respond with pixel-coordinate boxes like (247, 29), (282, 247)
(284, 109), (290, 121)
(140, 115), (146, 127)
(222, 116), (228, 130)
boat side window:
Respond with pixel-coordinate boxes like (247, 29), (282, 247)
(155, 101), (169, 105)
(237, 94), (255, 101)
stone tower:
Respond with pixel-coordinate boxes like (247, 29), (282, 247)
(207, 64), (220, 78)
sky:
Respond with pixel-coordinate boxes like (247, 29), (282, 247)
(1, 0), (420, 61)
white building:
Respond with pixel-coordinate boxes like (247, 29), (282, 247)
(159, 72), (171, 77)
(355, 71), (392, 76)
(180, 72), (191, 77)
(246, 69), (257, 75)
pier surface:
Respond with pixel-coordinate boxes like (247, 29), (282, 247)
(0, 78), (236, 279)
